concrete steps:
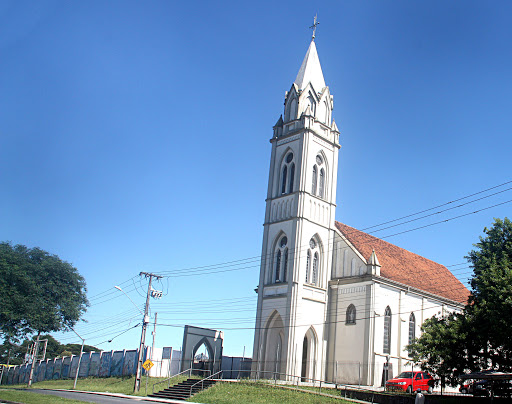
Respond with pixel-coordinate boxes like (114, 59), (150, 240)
(149, 378), (218, 401)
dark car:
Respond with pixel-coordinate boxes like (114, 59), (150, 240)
(459, 382), (474, 394)
(473, 380), (512, 397)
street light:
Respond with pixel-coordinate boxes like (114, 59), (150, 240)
(114, 286), (144, 315)
(70, 329), (85, 389)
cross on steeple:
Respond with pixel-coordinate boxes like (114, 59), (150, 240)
(310, 15), (319, 40)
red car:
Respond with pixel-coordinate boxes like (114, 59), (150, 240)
(385, 371), (434, 393)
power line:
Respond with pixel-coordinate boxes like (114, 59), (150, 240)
(360, 180), (512, 232)
(152, 200), (509, 279)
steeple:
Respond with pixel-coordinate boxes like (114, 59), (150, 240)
(294, 40), (326, 92)
(367, 249), (381, 276)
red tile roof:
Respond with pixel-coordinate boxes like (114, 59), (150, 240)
(335, 222), (470, 305)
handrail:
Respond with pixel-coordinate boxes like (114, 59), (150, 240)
(252, 369), (343, 395)
(255, 369), (329, 386)
(189, 370), (223, 396)
(152, 368), (192, 394)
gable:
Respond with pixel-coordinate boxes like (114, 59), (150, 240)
(335, 222), (470, 304)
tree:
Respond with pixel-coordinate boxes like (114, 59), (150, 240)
(466, 217), (512, 370)
(407, 217), (512, 384)
(0, 335), (99, 365)
(407, 313), (469, 387)
(0, 242), (89, 345)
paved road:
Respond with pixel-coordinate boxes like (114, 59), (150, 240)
(15, 389), (167, 404)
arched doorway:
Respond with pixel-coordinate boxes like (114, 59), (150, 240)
(301, 327), (317, 382)
(191, 337), (214, 376)
(260, 311), (285, 378)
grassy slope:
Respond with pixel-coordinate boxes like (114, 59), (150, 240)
(190, 381), (351, 404)
(4, 378), (352, 403)
(0, 389), (86, 403)
(2, 375), (196, 396)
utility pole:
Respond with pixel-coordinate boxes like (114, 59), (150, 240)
(151, 312), (158, 361)
(0, 347), (11, 385)
(27, 334), (40, 387)
(134, 272), (162, 392)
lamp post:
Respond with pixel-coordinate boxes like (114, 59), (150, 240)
(114, 286), (144, 316)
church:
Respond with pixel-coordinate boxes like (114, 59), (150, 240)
(251, 35), (470, 387)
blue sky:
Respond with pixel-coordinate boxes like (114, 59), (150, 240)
(1, 0), (512, 357)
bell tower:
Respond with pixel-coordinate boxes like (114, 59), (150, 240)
(252, 35), (340, 381)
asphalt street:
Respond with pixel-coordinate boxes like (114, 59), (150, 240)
(14, 389), (167, 403)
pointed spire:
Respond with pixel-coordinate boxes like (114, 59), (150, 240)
(294, 40), (326, 93)
(331, 120), (339, 133)
(369, 249), (381, 267)
(367, 249), (381, 276)
(304, 104), (312, 116)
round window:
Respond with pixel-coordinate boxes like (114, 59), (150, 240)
(316, 155), (323, 165)
(280, 237), (288, 248)
(286, 153), (293, 163)
(309, 239), (316, 249)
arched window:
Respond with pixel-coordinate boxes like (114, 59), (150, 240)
(274, 235), (288, 283)
(312, 165), (317, 195)
(280, 153), (294, 195)
(324, 99), (329, 124)
(283, 248), (288, 282)
(313, 155), (325, 199)
(281, 166), (287, 195)
(289, 163), (295, 193)
(312, 252), (319, 284)
(275, 250), (281, 282)
(305, 250), (311, 283)
(408, 313), (416, 345)
(286, 98), (297, 122)
(306, 238), (320, 286)
(319, 168), (325, 198)
(383, 306), (391, 354)
(346, 304), (356, 324)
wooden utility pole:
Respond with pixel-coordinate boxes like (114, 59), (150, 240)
(27, 334), (40, 387)
(134, 272), (162, 392)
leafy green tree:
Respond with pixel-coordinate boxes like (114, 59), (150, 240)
(466, 217), (512, 370)
(58, 350), (73, 358)
(407, 313), (469, 387)
(0, 242), (89, 345)
(0, 335), (99, 364)
(61, 343), (99, 356)
(408, 217), (512, 384)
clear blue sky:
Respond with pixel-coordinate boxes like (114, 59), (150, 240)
(1, 0), (511, 357)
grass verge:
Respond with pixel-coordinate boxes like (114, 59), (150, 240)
(2, 374), (197, 396)
(189, 381), (352, 404)
(0, 389), (85, 403)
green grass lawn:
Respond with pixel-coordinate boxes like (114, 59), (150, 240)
(0, 388), (86, 403)
(190, 381), (352, 404)
(3, 378), (352, 403)
(2, 374), (197, 396)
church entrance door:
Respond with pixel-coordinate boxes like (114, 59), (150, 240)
(300, 327), (317, 382)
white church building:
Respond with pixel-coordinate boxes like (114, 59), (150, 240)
(251, 37), (469, 387)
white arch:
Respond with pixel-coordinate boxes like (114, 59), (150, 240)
(261, 310), (286, 375)
(301, 326), (318, 381)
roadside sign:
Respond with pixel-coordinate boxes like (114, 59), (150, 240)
(142, 359), (154, 371)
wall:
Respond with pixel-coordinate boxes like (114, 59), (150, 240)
(1, 347), (183, 385)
